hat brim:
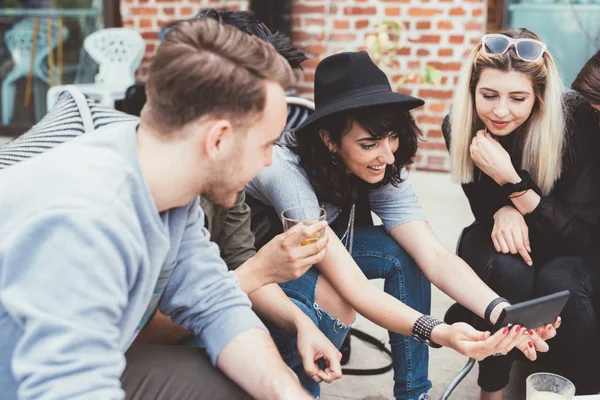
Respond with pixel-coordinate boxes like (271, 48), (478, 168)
(294, 91), (425, 133)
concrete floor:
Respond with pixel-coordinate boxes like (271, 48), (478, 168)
(320, 170), (533, 400)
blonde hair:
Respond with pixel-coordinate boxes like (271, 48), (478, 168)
(145, 18), (295, 132)
(449, 28), (565, 194)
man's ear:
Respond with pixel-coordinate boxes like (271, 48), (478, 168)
(203, 119), (233, 160)
(319, 129), (336, 152)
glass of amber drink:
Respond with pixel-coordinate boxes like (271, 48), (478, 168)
(281, 206), (327, 245)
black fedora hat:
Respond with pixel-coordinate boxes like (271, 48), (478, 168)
(295, 51), (424, 133)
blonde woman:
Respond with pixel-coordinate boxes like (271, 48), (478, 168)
(443, 28), (600, 398)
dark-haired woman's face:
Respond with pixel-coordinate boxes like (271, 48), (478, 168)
(475, 68), (535, 136)
(331, 121), (399, 184)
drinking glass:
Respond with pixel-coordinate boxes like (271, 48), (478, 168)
(281, 206), (327, 246)
(526, 372), (576, 400)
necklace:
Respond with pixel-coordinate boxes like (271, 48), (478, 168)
(339, 203), (356, 255)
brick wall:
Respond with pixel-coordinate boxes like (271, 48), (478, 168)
(120, 0), (488, 172)
(120, 0), (249, 77)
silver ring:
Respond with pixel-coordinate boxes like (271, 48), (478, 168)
(493, 352), (507, 357)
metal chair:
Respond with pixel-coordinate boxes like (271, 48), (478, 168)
(440, 226), (477, 400)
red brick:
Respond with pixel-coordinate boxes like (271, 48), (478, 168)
(129, 7), (158, 16)
(429, 102), (446, 113)
(408, 61), (420, 69)
(416, 49), (430, 56)
(417, 115), (445, 124)
(416, 21), (431, 30)
(427, 129), (444, 138)
(344, 7), (377, 15)
(305, 18), (325, 27)
(385, 7), (401, 16)
(473, 8), (484, 17)
(427, 61), (462, 71)
(306, 44), (327, 55)
(331, 33), (357, 42)
(334, 20), (350, 29)
(449, 7), (466, 16)
(396, 47), (411, 56)
(419, 89), (454, 99)
(181, 7), (194, 16)
(449, 35), (465, 44)
(438, 48), (453, 57)
(292, 5), (326, 14)
(163, 7), (175, 16)
(141, 31), (159, 40)
(381, 0), (410, 2)
(419, 142), (448, 151)
(465, 22), (484, 31)
(292, 31), (325, 42)
(408, 7), (443, 17)
(355, 20), (369, 29)
(139, 18), (153, 28)
(437, 21), (453, 30)
(409, 35), (441, 44)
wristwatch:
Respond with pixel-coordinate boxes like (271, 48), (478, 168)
(500, 170), (541, 198)
(411, 315), (444, 349)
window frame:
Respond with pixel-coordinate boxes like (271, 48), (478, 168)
(0, 0), (121, 138)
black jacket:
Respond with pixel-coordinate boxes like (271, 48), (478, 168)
(442, 92), (600, 262)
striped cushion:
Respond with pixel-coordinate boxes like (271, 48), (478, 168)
(0, 90), (312, 169)
(0, 90), (137, 169)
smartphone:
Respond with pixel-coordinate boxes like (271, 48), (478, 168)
(494, 290), (570, 330)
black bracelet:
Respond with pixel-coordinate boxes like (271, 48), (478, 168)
(484, 297), (510, 325)
(411, 315), (444, 348)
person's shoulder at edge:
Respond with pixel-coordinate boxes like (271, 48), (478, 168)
(0, 121), (143, 216)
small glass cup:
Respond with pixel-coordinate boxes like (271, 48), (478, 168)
(281, 206), (326, 246)
(526, 372), (576, 400)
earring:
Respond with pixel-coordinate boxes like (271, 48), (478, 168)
(331, 151), (339, 166)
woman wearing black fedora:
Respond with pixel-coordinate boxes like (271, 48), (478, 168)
(245, 51), (557, 400)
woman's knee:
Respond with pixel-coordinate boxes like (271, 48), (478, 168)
(485, 254), (534, 300)
(314, 275), (356, 326)
(535, 257), (596, 300)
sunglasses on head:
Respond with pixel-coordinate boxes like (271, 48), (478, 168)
(481, 34), (547, 62)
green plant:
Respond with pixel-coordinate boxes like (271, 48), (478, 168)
(365, 21), (442, 87)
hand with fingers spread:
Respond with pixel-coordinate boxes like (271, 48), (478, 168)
(253, 221), (329, 285)
(431, 322), (529, 361)
(296, 320), (343, 384)
(497, 316), (562, 361)
(492, 205), (532, 266)
(470, 130), (521, 185)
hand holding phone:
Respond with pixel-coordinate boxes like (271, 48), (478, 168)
(494, 290), (569, 331)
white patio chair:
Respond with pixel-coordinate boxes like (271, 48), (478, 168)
(2, 17), (69, 124)
(46, 27), (144, 110)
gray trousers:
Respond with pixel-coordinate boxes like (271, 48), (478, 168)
(121, 345), (253, 400)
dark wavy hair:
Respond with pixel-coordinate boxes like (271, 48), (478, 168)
(161, 8), (308, 70)
(292, 104), (422, 208)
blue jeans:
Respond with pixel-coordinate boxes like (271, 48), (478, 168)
(348, 225), (432, 400)
(270, 225), (431, 400)
(268, 267), (352, 398)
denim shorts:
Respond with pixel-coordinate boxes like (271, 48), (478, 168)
(266, 266), (353, 396)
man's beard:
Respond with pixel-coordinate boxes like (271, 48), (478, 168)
(203, 186), (238, 209)
(201, 162), (239, 209)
